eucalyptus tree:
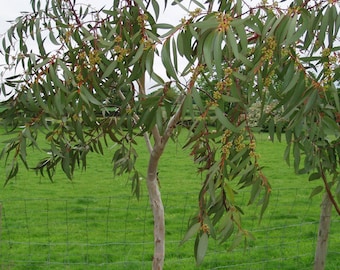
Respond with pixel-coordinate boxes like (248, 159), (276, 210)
(1, 0), (339, 269)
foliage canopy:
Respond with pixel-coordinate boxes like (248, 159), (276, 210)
(1, 0), (339, 267)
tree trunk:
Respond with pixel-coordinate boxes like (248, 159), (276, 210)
(147, 150), (165, 270)
(314, 193), (332, 270)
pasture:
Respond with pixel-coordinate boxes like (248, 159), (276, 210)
(0, 128), (339, 269)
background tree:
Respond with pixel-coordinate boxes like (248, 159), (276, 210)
(1, 0), (339, 269)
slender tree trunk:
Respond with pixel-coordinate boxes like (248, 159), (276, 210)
(314, 193), (332, 270)
(147, 149), (165, 270)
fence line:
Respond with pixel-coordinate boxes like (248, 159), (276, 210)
(0, 188), (339, 269)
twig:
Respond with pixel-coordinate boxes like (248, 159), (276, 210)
(319, 162), (340, 215)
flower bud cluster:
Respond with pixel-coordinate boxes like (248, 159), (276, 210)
(248, 139), (259, 160)
(321, 48), (338, 87)
(234, 134), (245, 152)
(189, 8), (202, 18)
(201, 223), (210, 234)
(264, 70), (275, 88)
(113, 43), (130, 62)
(214, 67), (234, 101)
(89, 50), (101, 66)
(76, 69), (84, 82)
(75, 49), (101, 84)
(221, 129), (260, 162)
(62, 30), (73, 43)
(261, 36), (277, 61)
(221, 129), (233, 158)
(112, 35), (131, 62)
(141, 38), (155, 51)
(217, 12), (233, 33)
(137, 13), (148, 28)
(221, 130), (246, 157)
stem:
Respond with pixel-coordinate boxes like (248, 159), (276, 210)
(319, 162), (340, 215)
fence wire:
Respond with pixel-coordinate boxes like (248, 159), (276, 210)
(0, 188), (339, 270)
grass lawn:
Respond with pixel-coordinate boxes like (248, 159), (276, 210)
(0, 128), (339, 269)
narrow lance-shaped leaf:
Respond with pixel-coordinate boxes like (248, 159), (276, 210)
(310, 186), (324, 199)
(227, 28), (239, 59)
(161, 39), (178, 80)
(215, 107), (239, 132)
(202, 31), (215, 72)
(180, 222), (201, 245)
(195, 232), (209, 265)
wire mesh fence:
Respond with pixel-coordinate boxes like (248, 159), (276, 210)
(0, 188), (339, 269)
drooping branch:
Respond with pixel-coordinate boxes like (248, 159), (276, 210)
(319, 162), (340, 215)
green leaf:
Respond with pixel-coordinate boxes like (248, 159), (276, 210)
(128, 43), (145, 66)
(192, 17), (218, 31)
(202, 31), (216, 72)
(177, 29), (194, 61)
(49, 30), (60, 45)
(180, 222), (200, 245)
(172, 38), (178, 73)
(309, 172), (321, 181)
(229, 231), (244, 251)
(75, 120), (84, 142)
(293, 142), (301, 173)
(5, 160), (19, 185)
(268, 118), (275, 142)
(177, 31), (185, 57)
(191, 87), (204, 111)
(50, 66), (69, 93)
(227, 28), (239, 59)
(303, 89), (318, 114)
(318, 7), (329, 48)
(35, 19), (46, 56)
(22, 127), (39, 149)
(154, 23), (173, 29)
(101, 61), (117, 79)
(215, 107), (239, 132)
(218, 215), (234, 244)
(151, 0), (160, 20)
(161, 39), (178, 80)
(259, 191), (270, 222)
(221, 95), (241, 103)
(233, 22), (248, 53)
(195, 232), (209, 265)
(225, 182), (235, 203)
(284, 15), (307, 46)
(309, 186), (323, 198)
(286, 13), (298, 41)
(61, 150), (72, 180)
(213, 32), (223, 78)
(248, 177), (261, 205)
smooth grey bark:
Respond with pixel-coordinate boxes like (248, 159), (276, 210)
(147, 148), (165, 270)
(314, 193), (332, 270)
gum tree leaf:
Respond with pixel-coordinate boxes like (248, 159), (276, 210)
(215, 107), (239, 132)
(180, 222), (201, 245)
(161, 39), (178, 80)
(309, 172), (321, 181)
(101, 61), (117, 79)
(227, 28), (239, 59)
(310, 186), (324, 198)
(195, 232), (209, 265)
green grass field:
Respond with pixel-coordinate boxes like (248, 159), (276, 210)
(0, 129), (339, 269)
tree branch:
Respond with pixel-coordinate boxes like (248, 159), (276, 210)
(320, 162), (340, 215)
